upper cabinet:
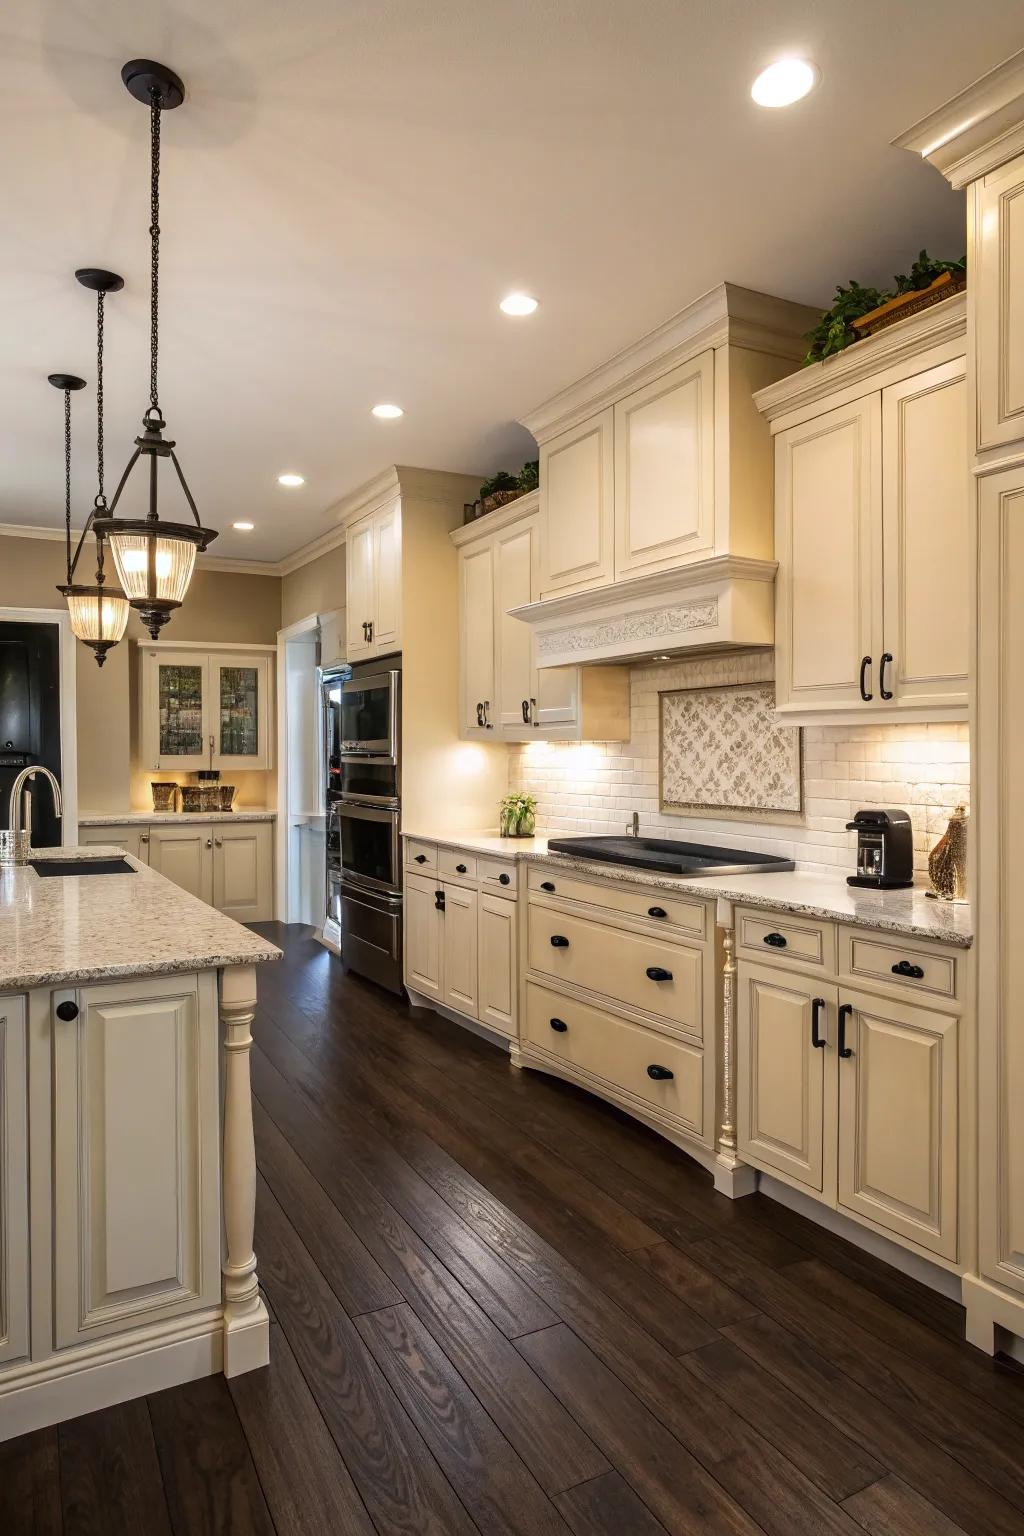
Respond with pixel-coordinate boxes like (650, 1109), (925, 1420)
(539, 409), (615, 598)
(975, 155), (1024, 451)
(346, 499), (402, 661)
(140, 645), (274, 772)
(757, 296), (969, 723)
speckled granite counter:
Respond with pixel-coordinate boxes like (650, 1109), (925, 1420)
(79, 810), (276, 826)
(0, 846), (280, 990)
(401, 830), (973, 948)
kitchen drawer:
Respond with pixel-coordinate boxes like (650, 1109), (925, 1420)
(839, 927), (962, 1008)
(439, 847), (478, 882)
(736, 907), (836, 972)
(406, 839), (437, 873)
(527, 865), (705, 938)
(527, 902), (703, 1038)
(525, 982), (706, 1137)
(479, 856), (517, 897)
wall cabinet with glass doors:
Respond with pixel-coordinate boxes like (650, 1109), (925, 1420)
(140, 645), (275, 773)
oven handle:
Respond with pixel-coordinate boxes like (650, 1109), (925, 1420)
(337, 798), (400, 822)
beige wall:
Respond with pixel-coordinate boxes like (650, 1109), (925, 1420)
(281, 543), (345, 629)
(0, 533), (282, 817)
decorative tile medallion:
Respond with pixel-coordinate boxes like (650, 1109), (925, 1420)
(661, 683), (802, 813)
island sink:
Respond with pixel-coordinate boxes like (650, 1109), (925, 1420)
(29, 857), (136, 878)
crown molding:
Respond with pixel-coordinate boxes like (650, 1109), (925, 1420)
(0, 521), (285, 576)
(449, 489), (540, 547)
(752, 292), (967, 422)
(519, 283), (821, 443)
(894, 48), (1024, 188)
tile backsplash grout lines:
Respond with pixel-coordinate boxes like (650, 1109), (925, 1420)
(508, 652), (969, 877)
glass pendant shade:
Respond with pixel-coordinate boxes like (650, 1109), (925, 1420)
(64, 587), (130, 663)
(104, 523), (200, 637)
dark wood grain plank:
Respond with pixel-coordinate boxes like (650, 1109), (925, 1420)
(59, 1399), (171, 1536)
(357, 1304), (569, 1536)
(147, 1373), (276, 1536)
(255, 1173), (479, 1536)
(0, 1427), (62, 1536)
(843, 1475), (972, 1535)
(554, 1471), (670, 1536)
(631, 1242), (761, 1328)
(229, 1322), (376, 1536)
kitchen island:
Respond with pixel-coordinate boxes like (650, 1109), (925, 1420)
(0, 846), (280, 1441)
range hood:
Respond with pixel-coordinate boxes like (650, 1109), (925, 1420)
(508, 555), (776, 668)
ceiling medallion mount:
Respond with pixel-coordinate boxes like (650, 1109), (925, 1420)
(120, 60), (185, 111)
(74, 268), (125, 293)
(47, 373), (86, 391)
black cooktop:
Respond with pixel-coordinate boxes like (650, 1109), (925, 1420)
(545, 835), (795, 878)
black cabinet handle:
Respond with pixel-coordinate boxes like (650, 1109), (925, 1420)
(55, 999), (79, 1022)
(498, 873), (511, 886)
(811, 997), (826, 1049)
(540, 880), (555, 892)
(879, 652), (894, 701)
(456, 863), (467, 874)
(367, 620), (373, 643)
(434, 890), (446, 912)
(648, 906), (667, 919)
(859, 654), (873, 702)
(550, 935), (570, 948)
(522, 699), (531, 723)
(549, 1017), (568, 1033)
(892, 959), (925, 979)
(838, 1003), (853, 1058)
(646, 966), (673, 982)
(475, 702), (485, 727)
(647, 1064), (674, 1081)
(414, 853), (428, 864)
(763, 932), (788, 949)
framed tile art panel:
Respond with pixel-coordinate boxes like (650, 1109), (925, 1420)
(660, 682), (802, 814)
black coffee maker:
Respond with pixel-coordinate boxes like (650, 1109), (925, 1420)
(846, 808), (914, 889)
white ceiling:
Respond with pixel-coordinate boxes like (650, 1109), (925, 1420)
(1, 1), (1019, 565)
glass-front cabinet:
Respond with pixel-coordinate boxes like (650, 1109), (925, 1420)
(141, 646), (274, 773)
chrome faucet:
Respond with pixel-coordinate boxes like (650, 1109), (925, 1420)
(1, 765), (64, 865)
(627, 810), (640, 838)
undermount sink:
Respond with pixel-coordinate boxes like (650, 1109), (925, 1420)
(544, 835), (795, 878)
(29, 858), (136, 878)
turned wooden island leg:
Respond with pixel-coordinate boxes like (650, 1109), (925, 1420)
(713, 898), (758, 1199)
(219, 964), (270, 1377)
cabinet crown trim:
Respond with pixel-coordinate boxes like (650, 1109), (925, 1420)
(450, 490), (540, 547)
(754, 294), (967, 422)
(510, 555), (777, 625)
(893, 47), (1024, 187)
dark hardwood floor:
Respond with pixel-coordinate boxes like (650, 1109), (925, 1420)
(5, 920), (1024, 1535)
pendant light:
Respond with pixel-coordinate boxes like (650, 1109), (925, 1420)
(56, 269), (130, 666)
(93, 60), (217, 639)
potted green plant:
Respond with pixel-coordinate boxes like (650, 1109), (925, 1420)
(479, 471), (522, 514)
(802, 250), (966, 365)
(499, 791), (537, 838)
(517, 459), (539, 493)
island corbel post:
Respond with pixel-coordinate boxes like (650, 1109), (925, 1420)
(219, 963), (270, 1375)
(713, 897), (757, 1198)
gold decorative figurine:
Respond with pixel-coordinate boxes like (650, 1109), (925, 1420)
(928, 804), (968, 901)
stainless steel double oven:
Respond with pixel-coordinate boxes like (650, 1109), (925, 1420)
(323, 662), (404, 994)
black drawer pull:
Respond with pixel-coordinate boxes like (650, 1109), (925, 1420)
(498, 873), (511, 886)
(891, 959), (925, 979)
(763, 932), (788, 949)
(646, 966), (673, 982)
(55, 1000), (79, 1022)
(647, 1064), (674, 1081)
(549, 1017), (568, 1033)
(811, 997), (826, 1049)
(540, 880), (555, 892)
(838, 1002), (853, 1058)
(550, 935), (570, 948)
(414, 853), (428, 863)
(434, 890), (446, 912)
(648, 906), (667, 919)
(456, 863), (468, 874)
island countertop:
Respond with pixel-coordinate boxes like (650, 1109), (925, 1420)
(0, 846), (281, 991)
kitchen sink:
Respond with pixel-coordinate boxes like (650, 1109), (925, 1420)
(29, 858), (136, 878)
(544, 835), (795, 878)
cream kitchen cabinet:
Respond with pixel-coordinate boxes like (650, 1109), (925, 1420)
(441, 881), (479, 1018)
(0, 997), (29, 1368)
(77, 823), (151, 862)
(539, 409), (615, 598)
(149, 823), (212, 901)
(478, 893), (517, 1035)
(51, 973), (221, 1349)
(975, 153), (1024, 452)
(760, 303), (969, 723)
(140, 645), (275, 773)
(405, 873), (444, 1002)
(346, 499), (402, 660)
(148, 821), (274, 920)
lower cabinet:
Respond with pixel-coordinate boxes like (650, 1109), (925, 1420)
(149, 824), (212, 901)
(404, 861), (518, 1038)
(84, 820), (275, 920)
(77, 823), (151, 862)
(0, 997), (29, 1368)
(51, 974), (221, 1347)
(479, 894), (517, 1034)
(442, 883), (479, 1017)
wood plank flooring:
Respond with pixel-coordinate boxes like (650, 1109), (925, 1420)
(5, 920), (1024, 1536)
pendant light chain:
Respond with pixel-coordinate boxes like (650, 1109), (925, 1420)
(95, 290), (105, 505)
(149, 94), (161, 414)
(63, 386), (73, 584)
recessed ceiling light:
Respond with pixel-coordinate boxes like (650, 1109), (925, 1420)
(277, 472), (305, 487)
(232, 521), (254, 531)
(372, 403), (404, 419)
(751, 58), (818, 108)
(651, 654), (673, 663)
(500, 292), (539, 317)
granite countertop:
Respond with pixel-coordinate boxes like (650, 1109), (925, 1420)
(0, 846), (281, 990)
(79, 810), (277, 826)
(400, 829), (972, 947)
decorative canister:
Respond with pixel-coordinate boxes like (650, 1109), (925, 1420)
(179, 784), (205, 813)
(200, 782), (222, 812)
(218, 784), (235, 811)
(151, 781), (178, 813)
(928, 804), (969, 901)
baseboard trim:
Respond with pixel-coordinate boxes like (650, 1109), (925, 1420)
(405, 989), (514, 1052)
(963, 1272), (1024, 1358)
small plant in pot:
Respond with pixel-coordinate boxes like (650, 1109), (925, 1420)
(499, 792), (537, 838)
(479, 471), (522, 514)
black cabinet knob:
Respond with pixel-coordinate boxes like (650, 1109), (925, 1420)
(414, 853), (427, 863)
(549, 1017), (568, 1033)
(646, 966), (673, 982)
(647, 1064), (674, 1081)
(456, 863), (467, 874)
(891, 959), (925, 979)
(55, 1000), (79, 1022)
(540, 880), (555, 892)
(763, 932), (788, 948)
(498, 873), (511, 886)
(550, 935), (570, 948)
(648, 906), (667, 919)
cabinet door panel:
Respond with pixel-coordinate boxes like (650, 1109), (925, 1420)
(975, 154), (1024, 450)
(494, 517), (537, 732)
(213, 823), (272, 921)
(838, 990), (958, 1261)
(736, 966), (833, 1194)
(614, 351), (715, 578)
(77, 824), (151, 863)
(373, 500), (402, 654)
(442, 882), (478, 1019)
(479, 893), (517, 1037)
(141, 648), (210, 773)
(0, 997), (29, 1366)
(346, 513), (376, 660)
(405, 873), (443, 1001)
(540, 410), (614, 597)
(211, 653), (272, 771)
(148, 826), (212, 903)
(882, 361), (969, 710)
(459, 541), (496, 735)
(774, 395), (881, 712)
(52, 975), (220, 1347)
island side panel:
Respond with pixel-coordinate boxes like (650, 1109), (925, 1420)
(219, 963), (270, 1376)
